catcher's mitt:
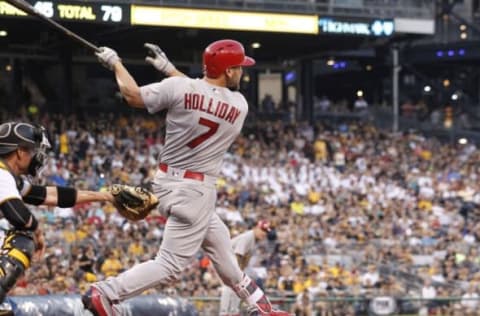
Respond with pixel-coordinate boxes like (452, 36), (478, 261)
(108, 184), (159, 221)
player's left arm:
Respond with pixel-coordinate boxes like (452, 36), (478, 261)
(19, 177), (113, 207)
(144, 43), (187, 78)
(42, 187), (113, 206)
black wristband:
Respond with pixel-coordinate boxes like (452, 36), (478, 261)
(23, 185), (47, 206)
(57, 187), (77, 208)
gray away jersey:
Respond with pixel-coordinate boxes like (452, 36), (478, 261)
(140, 77), (248, 176)
(231, 230), (255, 256)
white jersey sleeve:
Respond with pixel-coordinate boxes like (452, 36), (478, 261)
(0, 169), (21, 204)
(140, 77), (184, 114)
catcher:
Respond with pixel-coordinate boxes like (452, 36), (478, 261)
(0, 121), (157, 306)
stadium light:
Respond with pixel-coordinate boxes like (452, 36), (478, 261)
(423, 85), (431, 93)
(451, 93), (458, 101)
(333, 61), (347, 69)
(356, 90), (364, 97)
(284, 71), (296, 83)
(436, 49), (466, 58)
(458, 138), (468, 145)
(0, 30), (7, 37)
(251, 42), (261, 49)
(243, 74), (250, 82)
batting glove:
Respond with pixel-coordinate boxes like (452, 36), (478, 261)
(144, 43), (176, 75)
(95, 46), (121, 71)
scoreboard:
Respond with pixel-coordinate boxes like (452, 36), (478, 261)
(0, 1), (397, 36)
(0, 1), (319, 34)
(0, 0), (129, 24)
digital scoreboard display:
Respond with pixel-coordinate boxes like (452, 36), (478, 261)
(0, 1), (400, 37)
(318, 17), (394, 37)
(130, 5), (319, 34)
(0, 0), (129, 24)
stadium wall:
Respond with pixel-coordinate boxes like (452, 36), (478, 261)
(0, 294), (198, 316)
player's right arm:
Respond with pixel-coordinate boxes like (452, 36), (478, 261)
(0, 198), (45, 257)
(0, 199), (38, 231)
(0, 174), (38, 231)
(112, 62), (144, 108)
(0, 172), (45, 257)
(95, 46), (181, 111)
(95, 47), (145, 109)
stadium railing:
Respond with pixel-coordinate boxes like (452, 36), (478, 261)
(3, 294), (480, 315)
(190, 295), (480, 315)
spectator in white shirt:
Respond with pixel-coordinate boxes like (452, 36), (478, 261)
(422, 278), (437, 299)
(361, 264), (380, 288)
(461, 283), (479, 314)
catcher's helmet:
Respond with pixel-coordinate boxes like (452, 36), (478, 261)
(0, 122), (51, 176)
(203, 39), (255, 78)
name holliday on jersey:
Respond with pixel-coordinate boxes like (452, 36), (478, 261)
(184, 93), (241, 124)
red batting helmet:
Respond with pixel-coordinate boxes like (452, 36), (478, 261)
(257, 220), (271, 232)
(203, 39), (255, 78)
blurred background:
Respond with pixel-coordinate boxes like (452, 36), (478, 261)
(2, 0), (480, 315)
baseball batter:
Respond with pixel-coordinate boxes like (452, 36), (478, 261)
(82, 40), (292, 316)
(220, 220), (272, 316)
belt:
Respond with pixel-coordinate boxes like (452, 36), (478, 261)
(159, 163), (205, 182)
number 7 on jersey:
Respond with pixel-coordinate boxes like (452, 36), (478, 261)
(187, 117), (219, 148)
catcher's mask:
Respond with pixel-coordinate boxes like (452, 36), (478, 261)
(0, 122), (51, 176)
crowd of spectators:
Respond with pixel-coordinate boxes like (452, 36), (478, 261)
(2, 107), (480, 315)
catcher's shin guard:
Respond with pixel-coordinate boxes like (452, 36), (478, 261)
(0, 230), (35, 303)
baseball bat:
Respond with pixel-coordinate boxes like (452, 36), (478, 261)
(5, 0), (100, 52)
